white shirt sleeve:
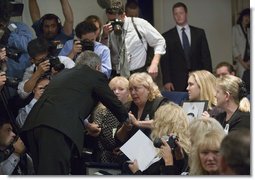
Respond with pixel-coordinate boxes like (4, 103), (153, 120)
(16, 98), (37, 128)
(0, 153), (20, 175)
(17, 65), (35, 99)
(58, 56), (75, 69)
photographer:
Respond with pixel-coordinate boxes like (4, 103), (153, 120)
(0, 116), (34, 175)
(0, 0), (33, 97)
(126, 103), (190, 175)
(59, 20), (112, 79)
(29, 0), (74, 56)
(16, 77), (50, 129)
(101, 0), (165, 79)
(17, 37), (74, 99)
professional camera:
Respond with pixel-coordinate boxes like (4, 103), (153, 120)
(80, 40), (94, 52)
(5, 76), (20, 89)
(153, 135), (179, 150)
(108, 18), (124, 36)
(48, 56), (65, 72)
(0, 44), (20, 62)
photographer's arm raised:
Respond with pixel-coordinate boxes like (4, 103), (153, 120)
(29, 0), (41, 23)
(60, 0), (74, 36)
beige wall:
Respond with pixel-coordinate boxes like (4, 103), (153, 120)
(18, 0), (232, 70)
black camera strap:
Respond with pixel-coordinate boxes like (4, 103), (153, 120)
(131, 17), (147, 53)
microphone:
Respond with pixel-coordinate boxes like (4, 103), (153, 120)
(97, 0), (112, 9)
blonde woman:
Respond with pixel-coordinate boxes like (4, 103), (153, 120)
(215, 75), (250, 133)
(128, 102), (190, 175)
(92, 76), (130, 163)
(186, 70), (222, 118)
(116, 72), (168, 143)
(189, 117), (225, 175)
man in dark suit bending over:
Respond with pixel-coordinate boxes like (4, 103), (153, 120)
(20, 51), (130, 174)
(161, 2), (212, 91)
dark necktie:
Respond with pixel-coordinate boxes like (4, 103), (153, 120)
(182, 27), (191, 69)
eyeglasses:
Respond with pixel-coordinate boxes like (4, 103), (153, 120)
(129, 86), (144, 92)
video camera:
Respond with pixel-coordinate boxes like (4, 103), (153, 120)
(0, 45), (20, 62)
(153, 135), (179, 150)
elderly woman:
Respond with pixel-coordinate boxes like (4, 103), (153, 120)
(188, 117), (226, 175)
(186, 70), (222, 118)
(115, 72), (168, 144)
(215, 75), (250, 133)
(128, 102), (191, 175)
(91, 76), (130, 163)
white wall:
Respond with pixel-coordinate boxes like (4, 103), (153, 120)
(154, 0), (233, 70)
(18, 0), (232, 69)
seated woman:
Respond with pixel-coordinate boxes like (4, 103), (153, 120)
(215, 75), (250, 133)
(115, 72), (168, 144)
(188, 117), (226, 175)
(92, 76), (130, 163)
(128, 102), (191, 175)
(186, 70), (222, 118)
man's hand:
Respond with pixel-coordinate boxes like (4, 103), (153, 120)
(102, 23), (112, 38)
(86, 122), (101, 137)
(147, 63), (158, 79)
(13, 137), (26, 156)
(164, 82), (175, 91)
(36, 60), (50, 75)
(0, 48), (7, 61)
(0, 71), (6, 88)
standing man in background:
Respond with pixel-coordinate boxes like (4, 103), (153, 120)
(28, 0), (74, 56)
(161, 2), (212, 92)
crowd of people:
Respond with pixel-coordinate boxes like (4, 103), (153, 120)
(0, 0), (250, 175)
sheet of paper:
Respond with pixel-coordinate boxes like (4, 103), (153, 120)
(120, 130), (159, 171)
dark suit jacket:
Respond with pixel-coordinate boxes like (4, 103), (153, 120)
(161, 26), (212, 91)
(20, 65), (129, 154)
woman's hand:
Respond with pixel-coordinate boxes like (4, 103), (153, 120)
(160, 139), (173, 166)
(128, 159), (139, 174)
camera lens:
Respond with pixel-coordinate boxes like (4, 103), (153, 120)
(153, 137), (163, 148)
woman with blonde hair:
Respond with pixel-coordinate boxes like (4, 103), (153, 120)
(186, 70), (222, 118)
(188, 117), (225, 175)
(215, 75), (250, 133)
(128, 102), (190, 175)
(91, 76), (130, 163)
(116, 72), (168, 145)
